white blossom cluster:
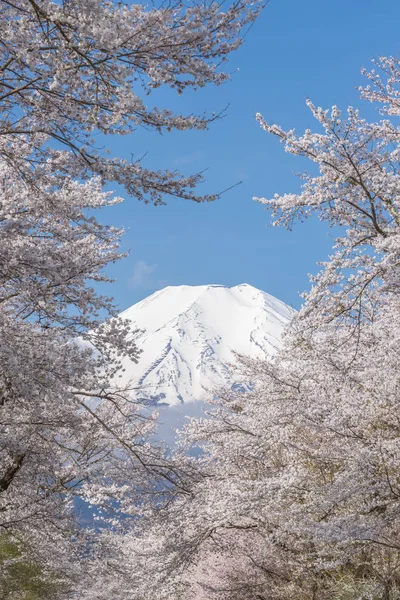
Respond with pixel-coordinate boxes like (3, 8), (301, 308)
(0, 0), (260, 204)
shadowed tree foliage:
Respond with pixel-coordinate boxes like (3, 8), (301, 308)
(0, 533), (70, 600)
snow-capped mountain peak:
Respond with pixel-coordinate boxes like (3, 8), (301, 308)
(116, 283), (294, 407)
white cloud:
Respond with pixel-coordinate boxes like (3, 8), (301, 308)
(130, 260), (158, 289)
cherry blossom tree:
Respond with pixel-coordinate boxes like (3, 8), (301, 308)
(116, 56), (400, 600)
(0, 0), (261, 583)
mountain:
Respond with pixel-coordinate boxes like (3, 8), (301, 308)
(116, 284), (294, 408)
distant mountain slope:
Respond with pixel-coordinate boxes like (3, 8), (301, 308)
(116, 284), (294, 407)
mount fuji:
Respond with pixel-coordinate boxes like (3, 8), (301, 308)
(115, 284), (294, 412)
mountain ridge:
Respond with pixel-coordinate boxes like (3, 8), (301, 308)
(115, 283), (294, 407)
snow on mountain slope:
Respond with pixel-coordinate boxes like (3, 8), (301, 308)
(116, 283), (294, 407)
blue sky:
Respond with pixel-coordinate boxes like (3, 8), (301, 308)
(101, 0), (400, 312)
